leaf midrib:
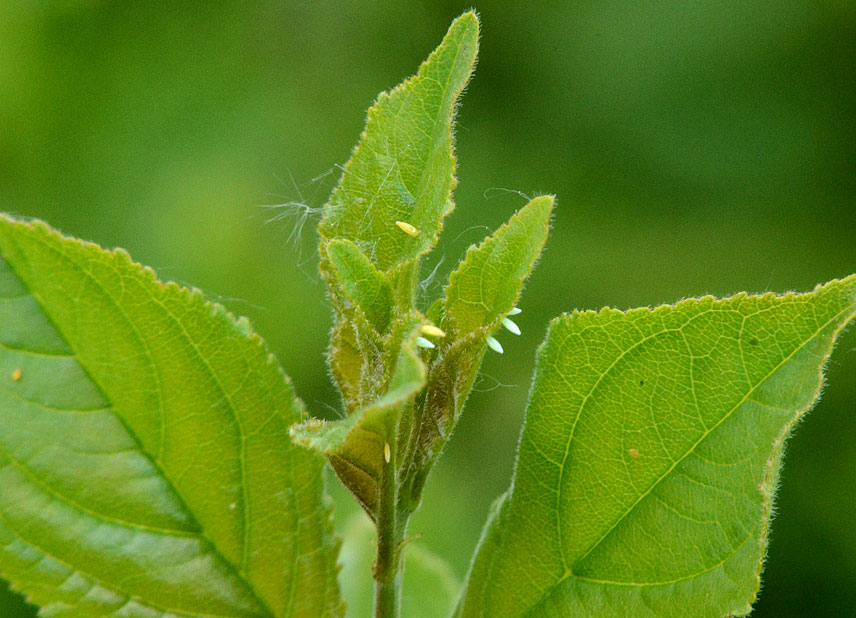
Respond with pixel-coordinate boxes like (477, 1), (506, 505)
(569, 535), (753, 588)
(543, 299), (855, 596)
(408, 28), (464, 201)
(2, 449), (196, 537)
(0, 295), (246, 618)
(0, 507), (237, 618)
(385, 23), (467, 269)
(3, 231), (278, 617)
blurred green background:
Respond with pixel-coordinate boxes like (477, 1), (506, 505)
(1, 1), (854, 616)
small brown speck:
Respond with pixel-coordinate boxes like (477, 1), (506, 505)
(639, 379), (645, 387)
(11, 368), (22, 382)
(628, 448), (641, 459)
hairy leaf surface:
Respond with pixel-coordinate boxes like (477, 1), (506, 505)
(318, 11), (479, 272)
(401, 196), (553, 504)
(443, 195), (553, 338)
(292, 319), (426, 518)
(326, 239), (392, 333)
(457, 276), (856, 618)
(0, 217), (343, 617)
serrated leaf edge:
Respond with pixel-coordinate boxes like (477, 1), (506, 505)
(0, 215), (344, 618)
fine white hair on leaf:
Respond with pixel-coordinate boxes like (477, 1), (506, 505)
(316, 400), (347, 420)
(417, 255), (446, 301)
(355, 238), (380, 264)
(451, 224), (491, 244)
(262, 200), (322, 250)
(261, 167), (335, 260)
(471, 372), (517, 393)
(482, 187), (533, 202)
(163, 278), (267, 314)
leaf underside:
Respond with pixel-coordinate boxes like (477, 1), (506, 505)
(0, 217), (343, 617)
(456, 275), (856, 618)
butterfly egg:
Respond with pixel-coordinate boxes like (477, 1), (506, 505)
(502, 317), (521, 336)
(486, 336), (504, 354)
(415, 336), (435, 349)
(11, 368), (22, 382)
(384, 441), (391, 464)
(420, 324), (446, 338)
(395, 221), (419, 237)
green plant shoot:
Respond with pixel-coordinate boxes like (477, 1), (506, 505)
(1, 10), (854, 618)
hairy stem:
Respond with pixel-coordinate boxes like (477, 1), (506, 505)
(374, 434), (407, 618)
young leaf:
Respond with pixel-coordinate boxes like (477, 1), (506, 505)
(292, 318), (427, 518)
(400, 196), (554, 505)
(456, 276), (856, 618)
(0, 217), (343, 617)
(326, 239), (392, 332)
(318, 11), (479, 272)
(444, 195), (554, 338)
(327, 307), (385, 414)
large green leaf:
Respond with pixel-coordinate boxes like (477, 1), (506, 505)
(318, 11), (479, 273)
(456, 276), (856, 618)
(0, 217), (343, 617)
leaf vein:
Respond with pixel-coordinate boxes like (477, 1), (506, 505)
(568, 302), (854, 573)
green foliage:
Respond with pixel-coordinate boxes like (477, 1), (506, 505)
(317, 12), (478, 273)
(406, 194), (554, 504)
(2, 9), (855, 618)
(292, 318), (427, 518)
(310, 12), (556, 532)
(444, 195), (553, 337)
(327, 239), (393, 332)
(0, 217), (343, 617)
(456, 276), (856, 617)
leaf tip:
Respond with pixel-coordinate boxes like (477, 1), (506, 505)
(528, 194), (556, 220)
(454, 9), (481, 36)
(441, 9), (480, 80)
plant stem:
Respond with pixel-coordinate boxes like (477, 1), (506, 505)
(374, 433), (407, 618)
